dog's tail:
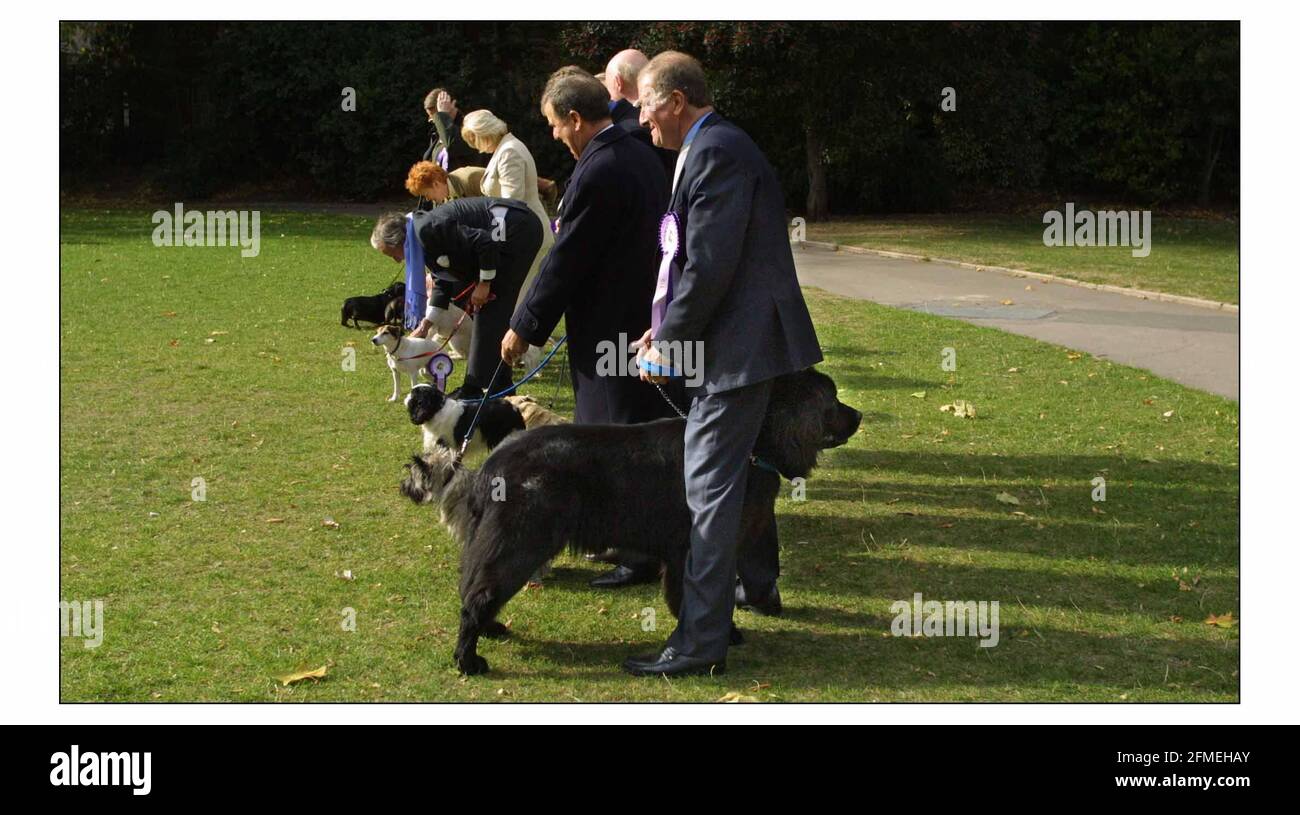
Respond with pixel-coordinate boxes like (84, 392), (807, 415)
(400, 448), (480, 544)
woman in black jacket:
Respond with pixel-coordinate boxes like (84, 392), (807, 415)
(370, 200), (543, 398)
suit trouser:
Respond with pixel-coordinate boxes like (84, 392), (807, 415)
(667, 377), (773, 662)
(462, 214), (542, 394)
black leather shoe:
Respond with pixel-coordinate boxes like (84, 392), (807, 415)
(589, 564), (659, 589)
(622, 647), (725, 678)
(736, 583), (783, 617)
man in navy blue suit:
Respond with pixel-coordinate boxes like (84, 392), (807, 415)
(501, 68), (671, 427)
(624, 52), (823, 678)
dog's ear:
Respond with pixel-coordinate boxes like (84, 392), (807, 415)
(754, 373), (824, 480)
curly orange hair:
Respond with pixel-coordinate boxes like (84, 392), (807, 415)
(405, 161), (448, 196)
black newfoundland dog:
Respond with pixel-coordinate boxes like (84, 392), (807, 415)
(400, 367), (862, 675)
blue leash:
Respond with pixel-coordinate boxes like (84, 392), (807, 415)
(458, 335), (568, 404)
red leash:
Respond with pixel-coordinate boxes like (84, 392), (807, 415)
(393, 282), (492, 360)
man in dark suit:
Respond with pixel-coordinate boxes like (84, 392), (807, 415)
(501, 68), (672, 427)
(623, 52), (823, 678)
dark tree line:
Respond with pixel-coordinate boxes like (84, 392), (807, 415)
(60, 21), (1238, 216)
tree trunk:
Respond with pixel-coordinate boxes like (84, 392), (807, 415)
(1198, 125), (1224, 208)
(805, 123), (829, 221)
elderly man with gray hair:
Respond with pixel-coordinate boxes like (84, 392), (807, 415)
(623, 51), (823, 678)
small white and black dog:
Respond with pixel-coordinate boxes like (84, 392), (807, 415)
(370, 324), (442, 402)
(405, 383), (526, 457)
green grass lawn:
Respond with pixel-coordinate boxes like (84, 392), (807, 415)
(806, 214), (1239, 305)
(60, 209), (1239, 702)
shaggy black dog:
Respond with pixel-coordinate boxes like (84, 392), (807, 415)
(341, 280), (405, 328)
(400, 367), (862, 675)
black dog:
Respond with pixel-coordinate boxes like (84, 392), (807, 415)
(405, 384), (527, 458)
(341, 280), (405, 328)
(400, 367), (862, 675)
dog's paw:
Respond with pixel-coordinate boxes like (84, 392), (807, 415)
(387, 394), (399, 403)
(456, 653), (490, 676)
(480, 620), (511, 640)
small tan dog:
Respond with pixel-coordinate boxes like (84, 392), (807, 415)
(502, 395), (568, 429)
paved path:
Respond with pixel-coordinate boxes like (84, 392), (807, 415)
(792, 245), (1238, 400)
(225, 203), (1238, 399)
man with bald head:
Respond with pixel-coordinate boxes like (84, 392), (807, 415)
(604, 49), (648, 108)
(603, 48), (676, 180)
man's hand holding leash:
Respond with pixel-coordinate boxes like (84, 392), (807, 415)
(634, 329), (670, 384)
(501, 329), (529, 367)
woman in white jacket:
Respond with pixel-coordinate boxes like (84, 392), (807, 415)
(461, 110), (554, 309)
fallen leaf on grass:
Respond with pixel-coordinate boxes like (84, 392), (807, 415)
(910, 391), (926, 399)
(939, 400), (975, 418)
(995, 492), (1021, 506)
(266, 517), (285, 524)
(717, 692), (759, 703)
(322, 517), (340, 529)
(1205, 613), (1236, 629)
(278, 666), (327, 686)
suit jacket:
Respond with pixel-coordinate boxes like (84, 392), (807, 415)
(610, 98), (678, 182)
(655, 113), (822, 394)
(411, 197), (535, 288)
(510, 125), (673, 424)
(447, 166), (485, 200)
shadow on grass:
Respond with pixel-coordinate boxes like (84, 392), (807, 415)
(498, 621), (1236, 698)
